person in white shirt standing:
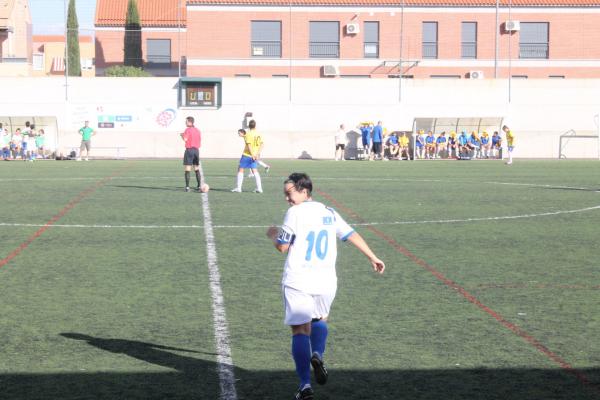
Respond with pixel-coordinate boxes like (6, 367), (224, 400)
(334, 124), (346, 161)
(267, 172), (385, 400)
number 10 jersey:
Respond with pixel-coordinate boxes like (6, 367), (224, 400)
(278, 201), (354, 294)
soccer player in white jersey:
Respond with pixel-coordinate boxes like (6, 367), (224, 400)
(267, 172), (385, 400)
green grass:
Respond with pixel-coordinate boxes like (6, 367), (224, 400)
(0, 159), (599, 399)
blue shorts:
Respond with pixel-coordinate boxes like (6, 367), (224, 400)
(508, 146), (515, 152)
(239, 155), (257, 169)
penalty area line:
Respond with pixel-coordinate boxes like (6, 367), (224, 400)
(198, 163), (238, 400)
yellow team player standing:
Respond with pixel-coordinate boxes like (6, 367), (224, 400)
(502, 125), (515, 165)
(232, 119), (264, 193)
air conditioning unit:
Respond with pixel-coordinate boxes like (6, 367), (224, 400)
(505, 20), (520, 32)
(346, 23), (360, 35)
(323, 65), (339, 77)
(469, 70), (484, 79)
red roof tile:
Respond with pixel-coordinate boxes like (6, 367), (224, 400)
(187, 0), (600, 6)
(95, 0), (186, 27)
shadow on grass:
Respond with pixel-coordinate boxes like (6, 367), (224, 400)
(0, 333), (598, 399)
(109, 184), (183, 192)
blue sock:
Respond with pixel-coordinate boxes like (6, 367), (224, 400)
(291, 334), (312, 387)
(310, 319), (328, 357)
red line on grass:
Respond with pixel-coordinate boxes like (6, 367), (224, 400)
(317, 188), (600, 395)
(0, 170), (125, 270)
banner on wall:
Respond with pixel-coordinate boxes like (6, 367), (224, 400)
(68, 105), (178, 132)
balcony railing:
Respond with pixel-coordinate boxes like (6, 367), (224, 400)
(422, 43), (438, 59)
(251, 41), (281, 57)
(364, 42), (379, 58)
(309, 42), (340, 58)
(519, 43), (549, 59)
(461, 43), (477, 59)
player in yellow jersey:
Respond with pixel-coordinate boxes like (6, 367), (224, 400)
(502, 125), (515, 165)
(232, 119), (264, 193)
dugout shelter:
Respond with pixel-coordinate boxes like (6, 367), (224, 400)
(412, 117), (504, 159)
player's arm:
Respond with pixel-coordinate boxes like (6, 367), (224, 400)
(346, 232), (385, 274)
(267, 226), (291, 253)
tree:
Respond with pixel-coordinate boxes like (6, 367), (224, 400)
(124, 0), (142, 68)
(66, 0), (81, 76)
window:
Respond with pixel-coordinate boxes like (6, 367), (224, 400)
(81, 58), (94, 70)
(310, 21), (339, 58)
(422, 22), (438, 59)
(147, 39), (171, 64)
(519, 22), (549, 59)
(251, 21), (281, 57)
(32, 53), (44, 70)
(364, 21), (379, 58)
(461, 22), (477, 59)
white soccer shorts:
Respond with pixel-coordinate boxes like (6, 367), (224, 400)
(283, 285), (336, 326)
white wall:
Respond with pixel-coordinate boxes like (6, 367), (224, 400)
(0, 77), (598, 159)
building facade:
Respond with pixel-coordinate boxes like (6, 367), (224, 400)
(32, 35), (96, 77)
(94, 0), (187, 76)
(0, 0), (32, 77)
(95, 0), (600, 78)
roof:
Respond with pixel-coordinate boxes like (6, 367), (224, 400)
(186, 0), (600, 6)
(95, 0), (186, 27)
(33, 35), (93, 43)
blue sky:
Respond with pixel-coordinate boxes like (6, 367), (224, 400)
(30, 0), (96, 35)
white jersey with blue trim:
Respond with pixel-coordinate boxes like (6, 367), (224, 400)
(278, 201), (354, 294)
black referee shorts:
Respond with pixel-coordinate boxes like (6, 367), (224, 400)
(183, 147), (199, 166)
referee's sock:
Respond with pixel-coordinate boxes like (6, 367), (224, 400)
(310, 319), (328, 357)
(292, 334), (312, 387)
(184, 171), (190, 188)
(195, 170), (201, 187)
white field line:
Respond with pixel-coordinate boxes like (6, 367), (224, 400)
(2, 203), (600, 230)
(3, 175), (598, 192)
(199, 163), (238, 400)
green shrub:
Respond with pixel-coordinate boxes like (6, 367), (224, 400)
(104, 65), (151, 77)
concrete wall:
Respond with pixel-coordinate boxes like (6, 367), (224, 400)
(0, 76), (598, 159)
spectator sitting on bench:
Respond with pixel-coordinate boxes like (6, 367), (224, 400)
(436, 131), (447, 159)
(386, 132), (399, 160)
(480, 131), (491, 158)
(469, 131), (481, 158)
(399, 132), (410, 160)
(491, 131), (502, 158)
(415, 130), (425, 159)
(458, 130), (469, 158)
(425, 131), (436, 159)
(447, 131), (458, 159)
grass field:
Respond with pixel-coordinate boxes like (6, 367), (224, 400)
(1, 158), (599, 400)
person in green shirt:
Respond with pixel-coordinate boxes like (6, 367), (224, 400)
(77, 120), (96, 161)
(35, 129), (46, 159)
